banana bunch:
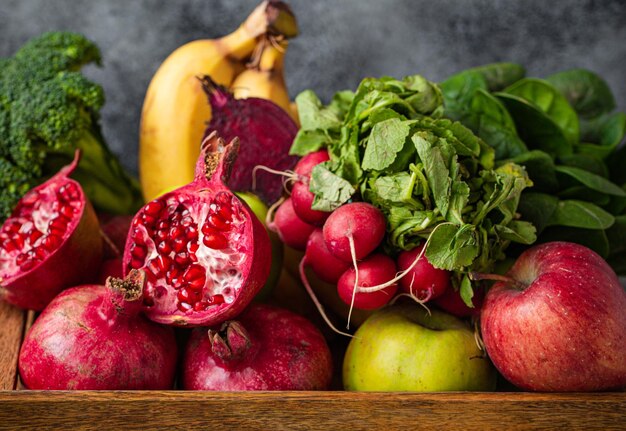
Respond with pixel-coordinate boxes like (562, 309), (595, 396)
(139, 1), (298, 202)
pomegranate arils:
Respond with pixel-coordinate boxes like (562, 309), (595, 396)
(0, 151), (102, 310)
(123, 133), (271, 326)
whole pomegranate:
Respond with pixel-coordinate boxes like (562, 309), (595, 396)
(18, 270), (178, 390)
(183, 303), (333, 390)
(124, 132), (271, 326)
(0, 151), (102, 310)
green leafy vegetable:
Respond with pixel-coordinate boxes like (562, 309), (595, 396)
(547, 200), (614, 230)
(546, 69), (616, 119)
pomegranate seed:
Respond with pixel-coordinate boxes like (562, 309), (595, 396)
(58, 204), (75, 220)
(131, 244), (147, 260)
(172, 237), (186, 253)
(33, 246), (47, 260)
(188, 243), (199, 254)
(157, 241), (172, 255)
(185, 226), (198, 241)
(193, 301), (207, 311)
(169, 226), (183, 239)
(209, 294), (225, 305)
(19, 259), (38, 271)
(180, 216), (193, 227)
(156, 229), (169, 242)
(208, 214), (229, 230)
(177, 288), (201, 304)
(58, 183), (80, 202)
(16, 253), (28, 265)
(40, 234), (62, 251)
(187, 276), (206, 292)
(189, 253), (198, 262)
(171, 277), (184, 289)
(48, 218), (67, 236)
(12, 235), (25, 249)
(28, 230), (44, 245)
(146, 258), (161, 275)
(156, 220), (169, 231)
(203, 232), (228, 249)
(218, 205), (233, 222)
(201, 223), (217, 236)
(144, 200), (164, 216)
(133, 232), (146, 245)
(183, 264), (205, 283)
(177, 302), (193, 312)
(159, 255), (173, 271)
(132, 217), (142, 227)
(5, 220), (22, 234)
(215, 192), (231, 205)
(130, 258), (143, 269)
(166, 267), (182, 285)
(19, 191), (39, 207)
(142, 214), (157, 227)
(174, 252), (190, 266)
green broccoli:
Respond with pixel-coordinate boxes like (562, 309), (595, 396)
(0, 31), (143, 221)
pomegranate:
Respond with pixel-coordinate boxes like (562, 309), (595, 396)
(0, 151), (102, 310)
(201, 76), (299, 206)
(18, 270), (178, 390)
(183, 303), (333, 390)
(124, 132), (271, 326)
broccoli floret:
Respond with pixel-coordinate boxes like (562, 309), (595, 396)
(0, 32), (143, 221)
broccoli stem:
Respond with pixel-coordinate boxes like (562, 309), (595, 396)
(46, 129), (144, 215)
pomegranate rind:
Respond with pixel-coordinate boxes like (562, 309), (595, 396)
(0, 153), (103, 311)
(182, 303), (333, 390)
(18, 284), (177, 389)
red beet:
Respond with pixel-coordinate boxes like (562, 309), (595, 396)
(124, 132), (271, 327)
(200, 76), (298, 206)
(183, 303), (333, 390)
(0, 151), (102, 310)
(270, 197), (315, 251)
(18, 270), (178, 389)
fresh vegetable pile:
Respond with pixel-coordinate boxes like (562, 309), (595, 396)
(1, 0), (625, 394)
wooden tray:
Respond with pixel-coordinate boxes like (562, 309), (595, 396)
(1, 301), (625, 431)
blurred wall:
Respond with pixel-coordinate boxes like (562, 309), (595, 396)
(1, 0), (624, 174)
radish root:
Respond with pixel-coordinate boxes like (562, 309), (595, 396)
(299, 258), (353, 338)
(346, 235), (359, 330)
(264, 195), (286, 232)
(252, 165), (300, 192)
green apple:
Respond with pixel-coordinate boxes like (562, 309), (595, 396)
(343, 303), (496, 391)
(235, 192), (283, 301)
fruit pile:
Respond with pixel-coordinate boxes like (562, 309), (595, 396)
(1, 0), (625, 393)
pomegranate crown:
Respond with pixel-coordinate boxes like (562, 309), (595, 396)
(194, 131), (240, 184)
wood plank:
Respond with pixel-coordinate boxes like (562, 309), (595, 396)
(0, 302), (25, 391)
(0, 391), (624, 431)
(15, 311), (36, 391)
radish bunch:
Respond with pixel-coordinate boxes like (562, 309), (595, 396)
(267, 150), (457, 333)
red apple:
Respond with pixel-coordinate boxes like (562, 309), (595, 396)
(480, 241), (626, 392)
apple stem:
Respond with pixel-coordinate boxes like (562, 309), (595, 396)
(469, 272), (526, 290)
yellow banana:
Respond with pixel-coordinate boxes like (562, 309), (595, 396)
(139, 1), (297, 202)
(232, 37), (297, 123)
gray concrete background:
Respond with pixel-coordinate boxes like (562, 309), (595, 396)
(1, 0), (625, 175)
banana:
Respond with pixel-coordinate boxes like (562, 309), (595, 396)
(231, 36), (297, 123)
(139, 1), (298, 202)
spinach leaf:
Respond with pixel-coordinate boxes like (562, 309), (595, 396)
(554, 165), (626, 196)
(558, 153), (609, 178)
(502, 78), (580, 147)
(577, 112), (626, 160)
(539, 226), (610, 258)
(467, 63), (526, 91)
(440, 70), (487, 120)
(496, 93), (572, 157)
(517, 192), (559, 234)
(547, 200), (614, 230)
(361, 118), (411, 171)
(558, 186), (610, 206)
(493, 220), (537, 245)
(504, 150), (558, 192)
(546, 69), (616, 119)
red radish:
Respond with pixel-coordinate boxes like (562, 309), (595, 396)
(200, 76), (298, 206)
(100, 214), (133, 258)
(434, 285), (484, 317)
(97, 257), (124, 284)
(294, 149), (330, 177)
(290, 150), (332, 226)
(18, 270), (178, 390)
(123, 132), (271, 327)
(303, 229), (350, 284)
(269, 197), (315, 251)
(322, 202), (386, 263)
(0, 151), (102, 311)
(183, 303), (333, 390)
(396, 243), (451, 301)
(337, 253), (398, 310)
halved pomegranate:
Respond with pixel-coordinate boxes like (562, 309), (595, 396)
(0, 151), (103, 310)
(124, 132), (271, 326)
